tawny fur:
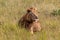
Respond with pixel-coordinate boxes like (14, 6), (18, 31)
(29, 19), (41, 34)
(19, 7), (41, 34)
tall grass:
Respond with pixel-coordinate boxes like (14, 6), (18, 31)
(0, 0), (60, 40)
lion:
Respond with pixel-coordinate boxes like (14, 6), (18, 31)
(18, 7), (41, 34)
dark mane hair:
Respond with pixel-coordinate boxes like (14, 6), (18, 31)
(18, 7), (38, 28)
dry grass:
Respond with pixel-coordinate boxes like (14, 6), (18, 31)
(0, 0), (60, 40)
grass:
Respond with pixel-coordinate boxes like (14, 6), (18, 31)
(0, 0), (60, 40)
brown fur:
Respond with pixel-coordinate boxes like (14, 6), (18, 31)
(19, 7), (41, 34)
(29, 19), (41, 34)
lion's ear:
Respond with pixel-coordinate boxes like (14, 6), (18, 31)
(27, 9), (31, 13)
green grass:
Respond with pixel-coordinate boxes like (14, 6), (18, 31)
(0, 0), (60, 40)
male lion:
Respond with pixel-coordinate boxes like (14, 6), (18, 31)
(18, 7), (41, 34)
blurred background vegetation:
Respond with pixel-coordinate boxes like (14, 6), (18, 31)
(0, 0), (60, 40)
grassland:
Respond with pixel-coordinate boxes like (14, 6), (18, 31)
(0, 0), (60, 40)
